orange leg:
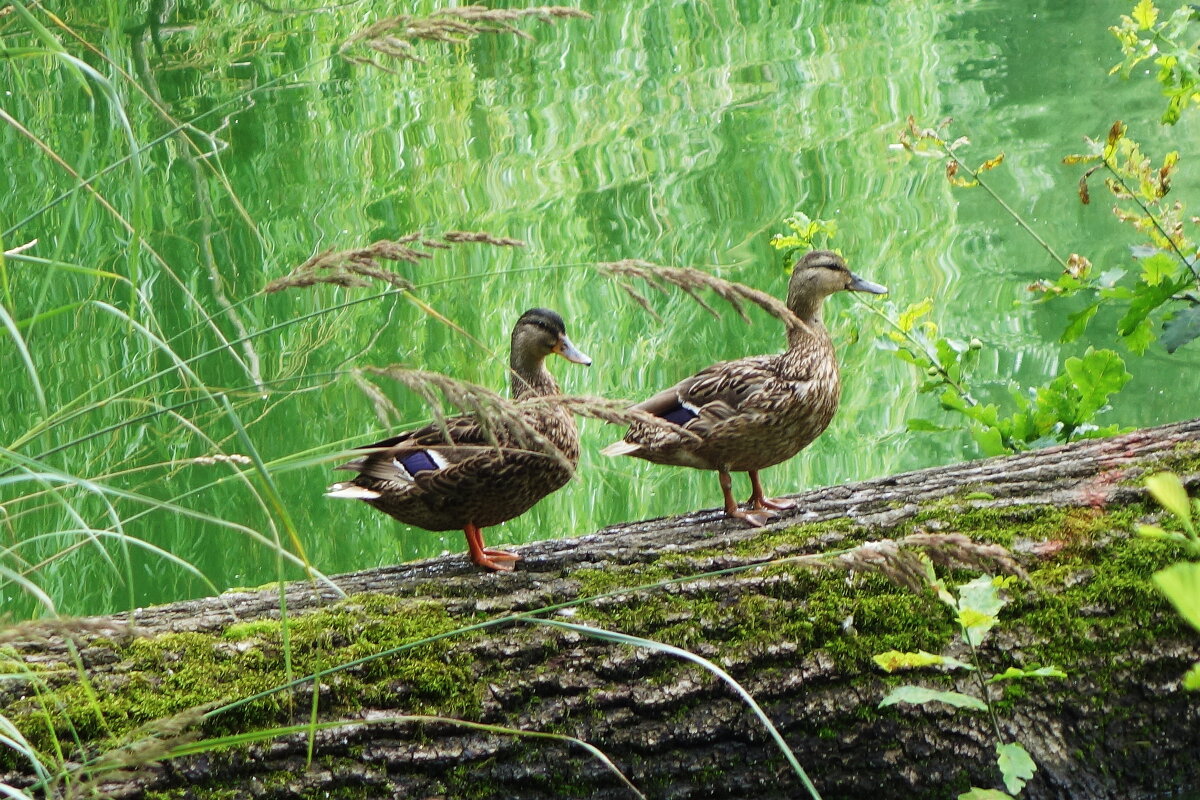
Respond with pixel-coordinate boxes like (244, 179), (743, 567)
(718, 469), (770, 527)
(463, 522), (521, 572)
(747, 470), (796, 512)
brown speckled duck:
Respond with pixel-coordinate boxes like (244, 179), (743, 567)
(602, 251), (886, 526)
(327, 308), (591, 571)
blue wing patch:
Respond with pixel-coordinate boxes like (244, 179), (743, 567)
(397, 450), (439, 474)
(660, 405), (698, 425)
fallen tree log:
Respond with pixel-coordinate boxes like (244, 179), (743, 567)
(3, 419), (1200, 799)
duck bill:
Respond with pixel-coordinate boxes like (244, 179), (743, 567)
(848, 273), (888, 295)
(555, 335), (592, 365)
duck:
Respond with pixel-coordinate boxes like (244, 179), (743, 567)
(327, 308), (591, 571)
(601, 251), (886, 526)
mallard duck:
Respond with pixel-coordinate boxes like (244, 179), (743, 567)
(602, 251), (886, 526)
(327, 308), (591, 571)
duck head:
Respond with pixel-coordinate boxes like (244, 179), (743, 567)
(786, 250), (887, 323)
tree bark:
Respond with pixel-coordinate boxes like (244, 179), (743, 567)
(4, 419), (1200, 800)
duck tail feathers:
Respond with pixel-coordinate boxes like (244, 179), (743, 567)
(600, 440), (641, 457)
(326, 482), (383, 500)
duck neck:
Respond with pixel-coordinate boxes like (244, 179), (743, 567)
(786, 296), (830, 350)
(510, 352), (558, 400)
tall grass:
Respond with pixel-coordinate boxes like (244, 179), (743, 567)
(0, 0), (943, 623)
(4, 0), (1184, 796)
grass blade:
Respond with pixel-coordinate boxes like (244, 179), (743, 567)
(526, 618), (824, 800)
(0, 301), (47, 418)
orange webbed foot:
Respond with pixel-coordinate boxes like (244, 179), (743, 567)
(750, 496), (796, 512)
(726, 508), (772, 527)
(476, 548), (521, 572)
(463, 523), (521, 572)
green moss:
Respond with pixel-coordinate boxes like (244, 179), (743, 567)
(573, 564), (676, 597)
(221, 620), (281, 640)
(0, 646), (34, 676)
(1129, 442), (1200, 482)
(5, 491), (1195, 787)
(728, 517), (856, 557)
(10, 594), (480, 760)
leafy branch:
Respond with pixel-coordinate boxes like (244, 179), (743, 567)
(1058, 120), (1200, 353)
(1110, 0), (1200, 124)
(875, 566), (1064, 799)
(897, 117), (1070, 272)
(872, 300), (1132, 455)
(768, 212), (838, 263)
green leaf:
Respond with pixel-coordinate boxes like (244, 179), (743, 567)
(989, 666), (1067, 682)
(997, 742), (1037, 795)
(898, 298), (935, 332)
(1061, 302), (1099, 343)
(1183, 662), (1200, 690)
(971, 426), (1010, 457)
(1126, 318), (1155, 355)
(1152, 562), (1200, 632)
(958, 607), (996, 629)
(1162, 306), (1200, 354)
(957, 575), (1007, 615)
(907, 418), (949, 433)
(962, 402), (1001, 428)
(878, 685), (988, 711)
(1118, 278), (1179, 336)
(1132, 0), (1158, 29)
(1140, 252), (1176, 286)
(956, 575), (1007, 646)
(769, 234), (805, 251)
(874, 650), (975, 672)
(958, 790), (1014, 800)
(1064, 348), (1131, 417)
(874, 650), (940, 671)
(1145, 472), (1193, 523)
(1136, 523), (1188, 543)
(940, 387), (970, 413)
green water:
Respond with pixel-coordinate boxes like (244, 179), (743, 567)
(2, 0), (1198, 619)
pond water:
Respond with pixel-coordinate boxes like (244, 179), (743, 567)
(2, 0), (1198, 619)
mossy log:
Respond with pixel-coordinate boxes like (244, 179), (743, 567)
(4, 419), (1200, 799)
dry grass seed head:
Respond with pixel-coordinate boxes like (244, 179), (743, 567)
(903, 532), (1029, 581)
(344, 6), (592, 67)
(596, 260), (811, 340)
(359, 366), (576, 473)
(832, 533), (1027, 593)
(263, 232), (526, 294)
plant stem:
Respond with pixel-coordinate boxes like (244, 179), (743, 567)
(1100, 158), (1200, 283)
(943, 147), (1070, 272)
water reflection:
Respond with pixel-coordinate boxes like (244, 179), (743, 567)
(1, 0), (1198, 617)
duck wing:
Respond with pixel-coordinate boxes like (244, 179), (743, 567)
(632, 355), (779, 435)
(334, 414), (498, 486)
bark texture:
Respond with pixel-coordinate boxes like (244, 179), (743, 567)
(4, 419), (1200, 800)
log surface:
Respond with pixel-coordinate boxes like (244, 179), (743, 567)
(4, 418), (1200, 800)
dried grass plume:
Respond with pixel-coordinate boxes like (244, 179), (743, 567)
(832, 532), (1028, 594)
(349, 368), (704, 474)
(596, 259), (812, 340)
(343, 6), (593, 69)
(263, 231), (525, 294)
